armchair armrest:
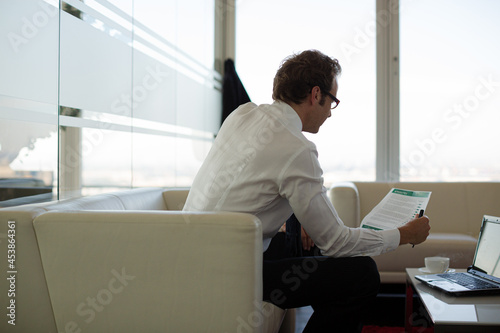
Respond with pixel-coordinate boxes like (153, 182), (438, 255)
(328, 181), (360, 228)
(34, 210), (263, 333)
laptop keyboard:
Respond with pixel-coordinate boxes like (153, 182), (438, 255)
(437, 272), (500, 290)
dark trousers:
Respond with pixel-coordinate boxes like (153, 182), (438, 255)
(263, 217), (380, 333)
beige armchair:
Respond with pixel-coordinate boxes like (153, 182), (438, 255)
(1, 188), (293, 333)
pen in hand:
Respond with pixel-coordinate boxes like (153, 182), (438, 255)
(412, 209), (425, 248)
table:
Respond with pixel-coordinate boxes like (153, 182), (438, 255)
(405, 268), (500, 332)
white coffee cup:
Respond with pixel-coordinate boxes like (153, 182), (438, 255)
(425, 256), (450, 273)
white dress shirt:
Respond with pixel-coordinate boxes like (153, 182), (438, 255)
(183, 101), (400, 257)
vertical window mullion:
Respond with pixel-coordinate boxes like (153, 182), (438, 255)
(376, 0), (400, 182)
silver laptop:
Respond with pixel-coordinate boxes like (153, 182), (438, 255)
(416, 215), (500, 296)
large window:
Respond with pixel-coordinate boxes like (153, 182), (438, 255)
(236, 0), (377, 186)
(237, 0), (500, 184)
(400, 0), (500, 181)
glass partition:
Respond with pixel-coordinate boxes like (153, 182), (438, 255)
(0, 0), (220, 206)
(0, 0), (59, 206)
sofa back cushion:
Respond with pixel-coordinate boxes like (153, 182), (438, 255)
(162, 188), (189, 210)
(111, 187), (168, 210)
(353, 182), (500, 237)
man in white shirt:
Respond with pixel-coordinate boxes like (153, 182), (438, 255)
(183, 50), (430, 332)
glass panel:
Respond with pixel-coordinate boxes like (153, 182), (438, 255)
(78, 127), (132, 198)
(132, 0), (219, 142)
(0, 0), (59, 103)
(132, 50), (177, 125)
(0, 118), (57, 207)
(177, 0), (215, 69)
(175, 137), (212, 187)
(0, 0), (59, 206)
(133, 0), (176, 43)
(59, 3), (133, 115)
(400, 0), (500, 181)
(236, 0), (376, 185)
(102, 0), (133, 17)
(176, 73), (207, 132)
(1, 0), (220, 206)
(206, 86), (222, 133)
(132, 132), (177, 188)
(132, 133), (211, 190)
(175, 69), (221, 135)
(133, 0), (177, 128)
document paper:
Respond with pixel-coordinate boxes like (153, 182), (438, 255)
(360, 188), (431, 230)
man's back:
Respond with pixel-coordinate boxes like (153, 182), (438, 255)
(184, 101), (317, 246)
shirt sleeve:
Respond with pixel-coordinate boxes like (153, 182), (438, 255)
(278, 145), (400, 258)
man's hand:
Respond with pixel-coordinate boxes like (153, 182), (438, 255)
(398, 215), (430, 246)
(301, 226), (314, 251)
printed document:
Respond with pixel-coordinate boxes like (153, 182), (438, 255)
(360, 188), (431, 230)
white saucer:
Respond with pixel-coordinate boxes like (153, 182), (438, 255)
(418, 267), (456, 274)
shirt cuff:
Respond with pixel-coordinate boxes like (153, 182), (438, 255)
(380, 228), (400, 254)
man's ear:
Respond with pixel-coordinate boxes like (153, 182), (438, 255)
(310, 86), (321, 105)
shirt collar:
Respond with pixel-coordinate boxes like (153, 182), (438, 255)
(272, 101), (303, 132)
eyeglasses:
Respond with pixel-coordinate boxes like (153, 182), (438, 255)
(324, 91), (340, 110)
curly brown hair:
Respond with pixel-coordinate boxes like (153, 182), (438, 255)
(272, 50), (341, 105)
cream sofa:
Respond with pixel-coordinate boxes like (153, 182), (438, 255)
(0, 188), (292, 333)
(329, 181), (500, 284)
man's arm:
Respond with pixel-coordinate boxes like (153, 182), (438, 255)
(398, 215), (430, 246)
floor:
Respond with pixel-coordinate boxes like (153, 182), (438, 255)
(292, 284), (417, 332)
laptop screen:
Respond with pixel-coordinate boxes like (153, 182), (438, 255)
(472, 215), (500, 278)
